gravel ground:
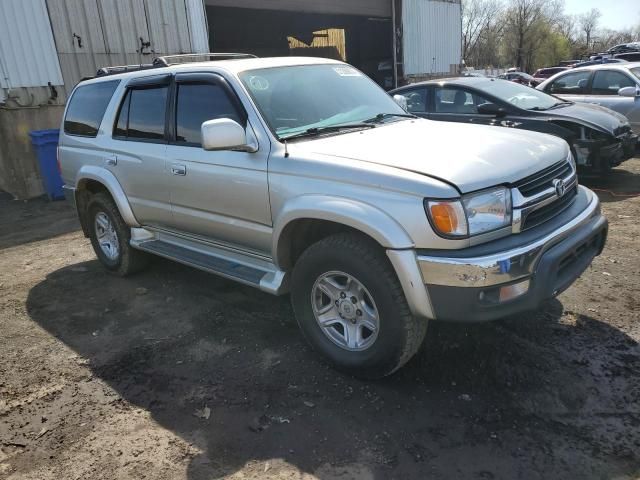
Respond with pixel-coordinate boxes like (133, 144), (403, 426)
(0, 159), (639, 480)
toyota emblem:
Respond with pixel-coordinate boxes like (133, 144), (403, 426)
(553, 178), (566, 197)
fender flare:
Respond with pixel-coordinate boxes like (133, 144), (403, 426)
(273, 195), (414, 268)
(75, 166), (140, 227)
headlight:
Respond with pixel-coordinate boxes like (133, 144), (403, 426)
(426, 187), (512, 238)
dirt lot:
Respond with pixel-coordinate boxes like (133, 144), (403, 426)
(1, 159), (639, 480)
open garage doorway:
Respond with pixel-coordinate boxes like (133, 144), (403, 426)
(205, 5), (394, 88)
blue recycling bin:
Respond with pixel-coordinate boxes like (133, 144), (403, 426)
(29, 129), (64, 201)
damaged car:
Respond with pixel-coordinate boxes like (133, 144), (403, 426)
(391, 77), (637, 175)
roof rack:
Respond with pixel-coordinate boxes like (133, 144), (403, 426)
(153, 53), (258, 66)
(96, 63), (158, 77)
(94, 53), (257, 78)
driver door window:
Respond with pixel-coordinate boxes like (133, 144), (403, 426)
(546, 71), (591, 95)
(434, 88), (490, 115)
(175, 83), (244, 146)
(399, 87), (428, 115)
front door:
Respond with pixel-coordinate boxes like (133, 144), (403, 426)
(165, 73), (272, 256)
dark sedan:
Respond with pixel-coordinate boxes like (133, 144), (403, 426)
(391, 77), (638, 175)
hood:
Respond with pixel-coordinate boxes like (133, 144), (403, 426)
(290, 119), (568, 193)
(538, 102), (629, 135)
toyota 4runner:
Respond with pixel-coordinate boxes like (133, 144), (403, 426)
(59, 54), (608, 378)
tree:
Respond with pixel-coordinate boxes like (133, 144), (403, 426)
(579, 8), (601, 51)
(503, 0), (552, 70)
(462, 0), (503, 65)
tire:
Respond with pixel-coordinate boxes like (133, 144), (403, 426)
(87, 192), (149, 276)
(291, 233), (427, 379)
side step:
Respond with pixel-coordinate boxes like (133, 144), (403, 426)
(131, 230), (288, 295)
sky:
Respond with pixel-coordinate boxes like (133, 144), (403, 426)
(563, 0), (640, 31)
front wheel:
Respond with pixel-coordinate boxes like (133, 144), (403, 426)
(291, 233), (427, 378)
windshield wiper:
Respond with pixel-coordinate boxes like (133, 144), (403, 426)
(280, 123), (375, 141)
(364, 113), (417, 123)
(548, 101), (573, 109)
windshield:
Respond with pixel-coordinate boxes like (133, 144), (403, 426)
(479, 79), (566, 110)
(631, 67), (640, 81)
(239, 64), (407, 139)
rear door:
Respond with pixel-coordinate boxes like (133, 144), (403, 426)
(165, 72), (272, 256)
(101, 75), (172, 227)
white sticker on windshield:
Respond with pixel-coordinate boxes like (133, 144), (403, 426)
(333, 66), (361, 77)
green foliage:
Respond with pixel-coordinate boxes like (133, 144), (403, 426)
(462, 0), (640, 72)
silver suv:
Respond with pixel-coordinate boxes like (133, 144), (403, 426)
(59, 54), (608, 378)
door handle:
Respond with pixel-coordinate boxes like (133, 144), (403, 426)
(171, 164), (186, 176)
(105, 155), (117, 166)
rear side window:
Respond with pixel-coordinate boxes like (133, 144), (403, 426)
(64, 80), (119, 137)
(175, 83), (243, 145)
(114, 86), (168, 141)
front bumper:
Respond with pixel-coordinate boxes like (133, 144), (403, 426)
(415, 186), (607, 322)
(574, 132), (638, 170)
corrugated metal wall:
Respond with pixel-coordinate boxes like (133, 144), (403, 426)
(0, 0), (64, 100)
(402, 0), (461, 76)
(46, 0), (209, 95)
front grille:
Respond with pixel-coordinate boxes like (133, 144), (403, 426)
(514, 160), (572, 197)
(522, 186), (578, 230)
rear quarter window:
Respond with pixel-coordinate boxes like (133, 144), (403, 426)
(64, 80), (120, 137)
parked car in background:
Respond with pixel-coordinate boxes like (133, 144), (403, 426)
(537, 62), (640, 136)
(498, 71), (538, 86)
(573, 58), (627, 68)
(607, 42), (640, 55)
(533, 67), (569, 83)
(559, 60), (580, 67)
(59, 55), (608, 378)
(391, 77), (637, 174)
(615, 52), (640, 62)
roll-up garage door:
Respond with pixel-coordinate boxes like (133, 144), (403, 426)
(203, 0), (391, 18)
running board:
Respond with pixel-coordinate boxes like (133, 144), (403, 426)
(130, 229), (288, 295)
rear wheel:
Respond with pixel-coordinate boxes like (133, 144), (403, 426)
(291, 233), (427, 378)
(87, 192), (149, 276)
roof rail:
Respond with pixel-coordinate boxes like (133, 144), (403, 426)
(153, 53), (257, 66)
(96, 63), (159, 77)
(94, 53), (257, 78)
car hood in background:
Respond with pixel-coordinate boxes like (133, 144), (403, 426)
(538, 102), (629, 135)
(291, 119), (568, 194)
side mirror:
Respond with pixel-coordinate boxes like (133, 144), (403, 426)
(477, 103), (507, 117)
(393, 94), (408, 111)
(201, 118), (251, 151)
(618, 86), (640, 97)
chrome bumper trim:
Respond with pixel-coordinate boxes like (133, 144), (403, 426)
(418, 186), (600, 288)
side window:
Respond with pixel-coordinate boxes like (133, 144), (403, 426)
(64, 80), (119, 137)
(175, 83), (243, 145)
(435, 88), (487, 114)
(399, 88), (428, 113)
(113, 86), (168, 141)
(591, 71), (635, 95)
(547, 71), (591, 94)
